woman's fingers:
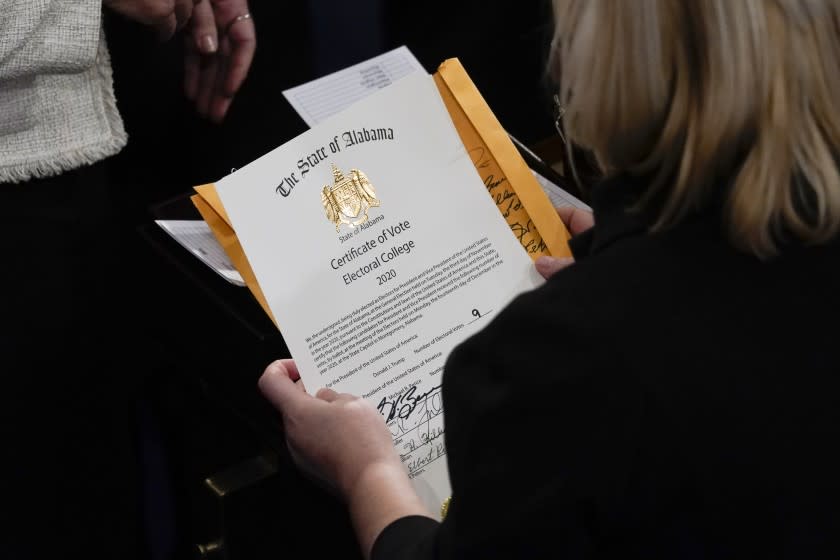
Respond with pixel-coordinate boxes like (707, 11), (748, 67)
(259, 361), (309, 415)
(154, 13), (177, 41)
(190, 0), (218, 55)
(533, 206), (592, 278)
(172, 0), (256, 121)
(196, 54), (219, 118)
(183, 38), (200, 100)
(555, 206), (594, 235)
(183, 0), (217, 110)
(316, 387), (340, 402)
(103, 0), (178, 40)
(209, 36), (233, 123)
(208, 22), (256, 122)
(205, 1), (256, 122)
(279, 359), (301, 382)
(220, 15), (256, 98)
(535, 256), (575, 279)
(173, 0), (194, 31)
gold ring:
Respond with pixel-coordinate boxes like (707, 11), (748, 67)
(224, 12), (252, 36)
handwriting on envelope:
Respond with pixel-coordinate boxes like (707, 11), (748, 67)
(468, 145), (548, 256)
(434, 59), (571, 260)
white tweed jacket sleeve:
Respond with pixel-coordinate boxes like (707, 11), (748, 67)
(0, 1), (127, 183)
(0, 0), (102, 81)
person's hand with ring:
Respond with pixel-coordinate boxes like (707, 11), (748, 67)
(184, 0), (256, 123)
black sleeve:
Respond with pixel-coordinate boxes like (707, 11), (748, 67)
(371, 516), (440, 560)
(568, 227), (595, 258)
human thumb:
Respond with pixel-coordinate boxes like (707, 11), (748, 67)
(258, 361), (303, 413)
(535, 256), (574, 279)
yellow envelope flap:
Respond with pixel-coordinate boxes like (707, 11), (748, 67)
(190, 193), (278, 327)
(435, 59), (571, 258)
(194, 183), (233, 228)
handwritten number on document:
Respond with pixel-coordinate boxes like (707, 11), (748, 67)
(468, 308), (493, 325)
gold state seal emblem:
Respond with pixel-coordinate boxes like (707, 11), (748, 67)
(321, 164), (380, 231)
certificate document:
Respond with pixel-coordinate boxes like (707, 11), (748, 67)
(216, 72), (544, 517)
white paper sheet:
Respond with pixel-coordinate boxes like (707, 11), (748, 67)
(283, 47), (590, 216)
(217, 73), (544, 518)
(155, 220), (245, 286)
(532, 170), (591, 210)
(282, 46), (424, 127)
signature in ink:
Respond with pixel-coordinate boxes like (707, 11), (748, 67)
(403, 425), (445, 453)
(406, 442), (447, 476)
(377, 384), (442, 423)
(389, 387), (443, 439)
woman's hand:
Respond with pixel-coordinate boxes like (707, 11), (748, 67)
(259, 360), (431, 556)
(258, 359), (404, 496)
(106, 0), (255, 122)
(535, 206), (594, 279)
(184, 0), (256, 123)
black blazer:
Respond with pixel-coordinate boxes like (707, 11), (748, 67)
(372, 176), (840, 559)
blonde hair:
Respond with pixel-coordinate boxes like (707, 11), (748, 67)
(552, 0), (840, 257)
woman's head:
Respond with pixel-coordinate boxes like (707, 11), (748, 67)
(552, 0), (840, 257)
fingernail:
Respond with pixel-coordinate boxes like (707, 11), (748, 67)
(264, 360), (285, 377)
(200, 34), (217, 54)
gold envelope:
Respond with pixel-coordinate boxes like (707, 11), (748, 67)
(190, 185), (278, 326)
(191, 58), (571, 324)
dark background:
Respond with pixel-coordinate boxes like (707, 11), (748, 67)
(44, 1), (562, 558)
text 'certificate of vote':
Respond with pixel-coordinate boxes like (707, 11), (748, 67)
(216, 73), (544, 517)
